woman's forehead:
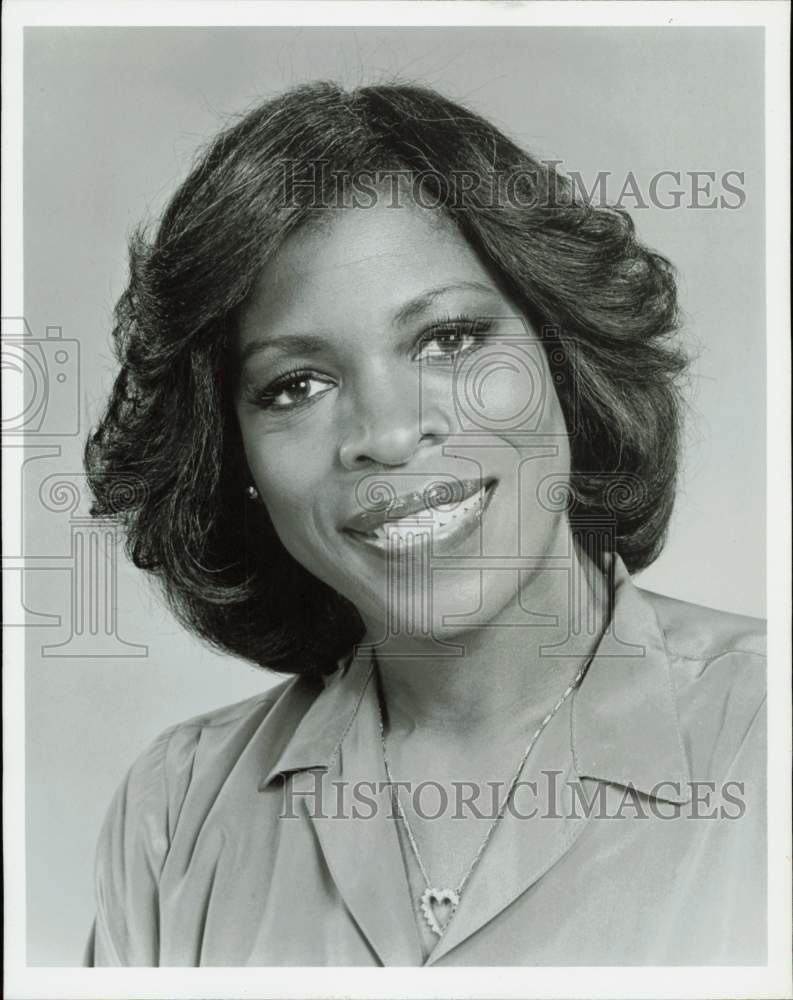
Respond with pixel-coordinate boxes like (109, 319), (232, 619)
(274, 195), (478, 280)
(239, 199), (503, 337)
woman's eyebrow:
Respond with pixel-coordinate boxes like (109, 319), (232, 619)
(239, 333), (329, 366)
(239, 280), (502, 366)
(392, 280), (501, 326)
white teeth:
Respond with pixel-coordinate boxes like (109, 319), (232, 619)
(369, 484), (489, 544)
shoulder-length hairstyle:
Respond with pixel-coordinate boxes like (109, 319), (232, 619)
(85, 81), (687, 677)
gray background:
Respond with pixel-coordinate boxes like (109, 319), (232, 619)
(22, 26), (765, 964)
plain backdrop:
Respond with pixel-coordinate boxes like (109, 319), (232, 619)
(22, 26), (765, 964)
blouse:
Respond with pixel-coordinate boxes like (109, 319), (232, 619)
(85, 555), (766, 966)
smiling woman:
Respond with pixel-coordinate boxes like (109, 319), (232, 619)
(83, 82), (766, 967)
(234, 196), (577, 643)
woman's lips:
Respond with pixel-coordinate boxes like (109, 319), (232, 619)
(344, 479), (498, 556)
(343, 477), (490, 535)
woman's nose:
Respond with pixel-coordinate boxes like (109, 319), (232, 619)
(338, 375), (449, 470)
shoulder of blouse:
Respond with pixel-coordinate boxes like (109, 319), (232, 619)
(125, 675), (297, 826)
(640, 587), (766, 662)
(90, 676), (297, 965)
(638, 586), (766, 783)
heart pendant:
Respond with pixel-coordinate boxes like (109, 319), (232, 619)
(420, 887), (460, 937)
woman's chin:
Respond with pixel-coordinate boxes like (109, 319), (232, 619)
(355, 568), (517, 648)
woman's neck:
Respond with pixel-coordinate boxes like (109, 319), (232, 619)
(362, 541), (608, 743)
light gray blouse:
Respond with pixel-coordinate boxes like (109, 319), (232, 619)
(86, 556), (766, 966)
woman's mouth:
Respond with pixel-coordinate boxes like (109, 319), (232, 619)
(344, 478), (498, 556)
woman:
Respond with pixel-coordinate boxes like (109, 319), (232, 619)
(84, 82), (766, 966)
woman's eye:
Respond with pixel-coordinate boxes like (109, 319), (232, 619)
(416, 320), (492, 363)
(259, 372), (334, 410)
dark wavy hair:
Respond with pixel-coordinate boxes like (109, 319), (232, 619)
(85, 81), (687, 677)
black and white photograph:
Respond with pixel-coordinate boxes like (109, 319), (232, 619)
(3, 2), (791, 998)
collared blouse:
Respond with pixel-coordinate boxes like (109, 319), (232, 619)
(86, 556), (766, 966)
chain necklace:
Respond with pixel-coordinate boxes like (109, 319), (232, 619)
(376, 658), (590, 939)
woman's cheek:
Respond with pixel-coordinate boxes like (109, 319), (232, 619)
(453, 342), (552, 436)
(243, 412), (334, 498)
(252, 458), (320, 522)
(245, 430), (338, 552)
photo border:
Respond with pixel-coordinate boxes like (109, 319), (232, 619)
(3, 2), (790, 998)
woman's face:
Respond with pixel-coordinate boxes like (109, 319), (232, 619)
(235, 193), (572, 643)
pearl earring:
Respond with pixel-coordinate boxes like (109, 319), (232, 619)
(246, 485), (259, 501)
